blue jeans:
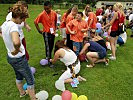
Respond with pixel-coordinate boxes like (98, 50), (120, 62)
(117, 36), (124, 45)
(7, 55), (35, 88)
(73, 42), (83, 56)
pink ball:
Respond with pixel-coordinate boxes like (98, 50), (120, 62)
(30, 67), (36, 75)
(40, 59), (48, 65)
(61, 90), (72, 100)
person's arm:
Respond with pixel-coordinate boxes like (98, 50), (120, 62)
(34, 21), (43, 34)
(81, 28), (88, 33)
(50, 50), (60, 64)
(103, 12), (118, 29)
(34, 13), (43, 34)
(88, 12), (94, 30)
(79, 43), (90, 55)
(11, 32), (21, 55)
(88, 19), (93, 29)
(24, 22), (31, 32)
(66, 22), (75, 34)
(81, 22), (89, 32)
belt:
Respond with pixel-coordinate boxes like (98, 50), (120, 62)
(68, 58), (79, 78)
(68, 58), (79, 68)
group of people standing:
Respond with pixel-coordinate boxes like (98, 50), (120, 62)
(0, 0), (129, 99)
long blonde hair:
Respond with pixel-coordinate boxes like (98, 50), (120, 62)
(115, 2), (125, 16)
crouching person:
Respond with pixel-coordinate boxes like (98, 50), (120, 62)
(50, 40), (86, 83)
(79, 37), (108, 68)
(1, 4), (36, 100)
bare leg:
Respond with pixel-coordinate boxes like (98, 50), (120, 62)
(95, 58), (106, 63)
(77, 76), (86, 81)
(64, 76), (86, 83)
(16, 83), (25, 95)
(92, 58), (98, 64)
(64, 78), (73, 83)
(110, 37), (117, 57)
(86, 52), (99, 66)
(27, 88), (36, 100)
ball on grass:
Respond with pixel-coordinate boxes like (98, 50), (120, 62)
(40, 59), (48, 66)
(78, 54), (86, 62)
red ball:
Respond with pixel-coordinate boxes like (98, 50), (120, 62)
(78, 54), (86, 62)
(61, 90), (72, 100)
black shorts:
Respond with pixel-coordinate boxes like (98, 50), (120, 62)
(110, 31), (120, 37)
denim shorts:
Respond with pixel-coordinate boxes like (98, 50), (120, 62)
(7, 55), (35, 87)
(98, 51), (107, 59)
(73, 42), (83, 56)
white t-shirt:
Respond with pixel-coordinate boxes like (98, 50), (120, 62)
(57, 14), (61, 24)
(119, 32), (127, 43)
(6, 12), (25, 40)
(105, 9), (109, 15)
(1, 21), (25, 58)
(97, 15), (103, 22)
(129, 14), (133, 22)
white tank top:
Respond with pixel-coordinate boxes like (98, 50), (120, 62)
(59, 48), (77, 66)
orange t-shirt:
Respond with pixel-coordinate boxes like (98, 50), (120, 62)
(88, 12), (97, 29)
(67, 19), (88, 42)
(66, 13), (74, 34)
(60, 13), (67, 28)
(34, 10), (57, 33)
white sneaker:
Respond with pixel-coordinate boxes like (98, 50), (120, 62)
(105, 59), (109, 66)
(108, 56), (116, 60)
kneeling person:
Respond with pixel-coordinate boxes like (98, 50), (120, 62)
(50, 40), (86, 83)
(79, 37), (108, 67)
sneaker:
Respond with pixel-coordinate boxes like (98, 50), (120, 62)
(108, 56), (116, 60)
(105, 59), (109, 66)
(86, 64), (94, 68)
(20, 92), (27, 98)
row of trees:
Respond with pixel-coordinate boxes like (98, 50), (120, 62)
(0, 0), (132, 7)
(0, 0), (97, 5)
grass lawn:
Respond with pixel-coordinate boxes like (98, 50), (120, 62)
(0, 4), (133, 100)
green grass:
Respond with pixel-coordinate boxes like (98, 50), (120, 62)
(0, 4), (133, 100)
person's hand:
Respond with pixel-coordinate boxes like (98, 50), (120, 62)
(81, 29), (86, 33)
(88, 27), (91, 31)
(49, 59), (52, 62)
(11, 49), (22, 55)
(26, 27), (31, 32)
(71, 31), (76, 34)
(38, 30), (43, 34)
(102, 26), (105, 30)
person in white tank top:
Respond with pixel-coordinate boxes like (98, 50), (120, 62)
(50, 40), (86, 83)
